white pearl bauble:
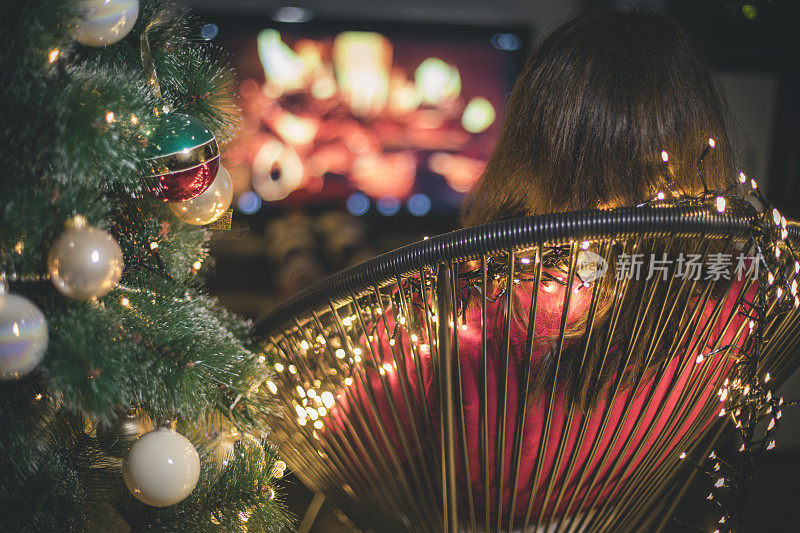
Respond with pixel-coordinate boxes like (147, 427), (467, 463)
(48, 220), (124, 301)
(72, 0), (140, 47)
(123, 428), (201, 507)
(0, 292), (47, 380)
(168, 165), (233, 225)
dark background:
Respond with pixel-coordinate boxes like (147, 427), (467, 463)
(181, 0), (800, 530)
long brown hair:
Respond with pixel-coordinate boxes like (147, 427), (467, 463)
(461, 10), (742, 410)
(462, 10), (737, 225)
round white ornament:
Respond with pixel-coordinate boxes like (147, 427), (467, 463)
(48, 216), (124, 301)
(72, 0), (140, 47)
(168, 165), (233, 225)
(0, 290), (47, 379)
(123, 427), (201, 507)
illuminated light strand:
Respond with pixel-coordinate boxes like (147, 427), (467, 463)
(257, 140), (800, 531)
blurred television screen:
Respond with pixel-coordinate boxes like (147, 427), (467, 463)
(209, 15), (527, 219)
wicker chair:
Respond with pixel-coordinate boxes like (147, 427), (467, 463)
(256, 206), (800, 532)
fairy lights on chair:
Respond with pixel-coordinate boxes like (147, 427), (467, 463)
(254, 141), (800, 532)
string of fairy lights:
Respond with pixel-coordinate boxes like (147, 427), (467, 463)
(7, 114), (797, 525)
(256, 138), (800, 530)
(660, 142), (799, 531)
(1, 236), (209, 293)
(10, 140), (786, 524)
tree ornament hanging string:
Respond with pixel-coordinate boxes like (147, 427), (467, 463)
(140, 14), (164, 102)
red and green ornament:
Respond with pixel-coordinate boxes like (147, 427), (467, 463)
(144, 113), (220, 202)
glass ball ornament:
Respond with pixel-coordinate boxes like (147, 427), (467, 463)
(0, 290), (47, 380)
(144, 113), (220, 203)
(123, 426), (201, 507)
(72, 0), (139, 46)
(168, 165), (233, 225)
(48, 216), (124, 301)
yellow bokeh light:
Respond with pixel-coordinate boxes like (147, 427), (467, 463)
(257, 29), (306, 91)
(415, 57), (461, 106)
(461, 97), (495, 134)
(273, 111), (318, 145)
(334, 32), (392, 117)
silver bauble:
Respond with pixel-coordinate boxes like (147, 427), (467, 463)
(48, 216), (124, 301)
(0, 291), (47, 379)
(72, 0), (139, 47)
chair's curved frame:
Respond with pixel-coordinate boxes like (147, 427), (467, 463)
(260, 207), (798, 330)
(256, 206), (800, 532)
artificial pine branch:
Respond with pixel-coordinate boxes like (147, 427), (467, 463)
(115, 440), (293, 532)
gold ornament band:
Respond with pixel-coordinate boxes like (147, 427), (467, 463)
(145, 143), (220, 176)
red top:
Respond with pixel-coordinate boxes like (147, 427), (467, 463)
(326, 272), (752, 519)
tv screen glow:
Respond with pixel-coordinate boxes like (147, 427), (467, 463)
(212, 17), (526, 217)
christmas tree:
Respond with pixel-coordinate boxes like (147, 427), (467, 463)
(0, 1), (292, 530)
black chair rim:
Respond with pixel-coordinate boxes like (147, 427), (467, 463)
(256, 205), (800, 336)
